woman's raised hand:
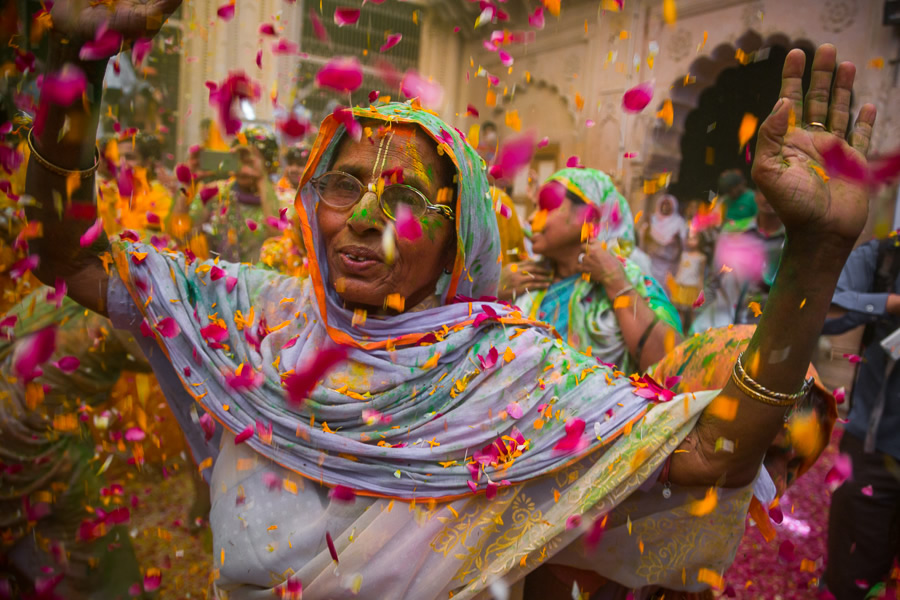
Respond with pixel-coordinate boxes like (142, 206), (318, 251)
(498, 260), (553, 301)
(751, 43), (876, 247)
(51, 0), (182, 47)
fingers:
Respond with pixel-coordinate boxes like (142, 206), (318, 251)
(849, 104), (877, 157)
(825, 62), (855, 138)
(752, 97), (792, 181)
(778, 49), (807, 118)
(804, 44), (837, 126)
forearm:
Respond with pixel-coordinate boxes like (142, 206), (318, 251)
(24, 37), (110, 313)
(603, 276), (681, 371)
(671, 234), (851, 487)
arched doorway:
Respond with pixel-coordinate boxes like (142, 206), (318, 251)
(643, 30), (817, 202)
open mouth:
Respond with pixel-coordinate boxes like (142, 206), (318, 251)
(338, 246), (383, 272)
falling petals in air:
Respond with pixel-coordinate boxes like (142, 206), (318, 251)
(495, 133), (536, 181)
(825, 453), (852, 490)
(10, 255), (39, 280)
(124, 427), (146, 442)
(175, 163), (193, 185)
(328, 484), (356, 503)
(132, 38), (152, 68)
(227, 364), (263, 391)
(41, 66), (87, 106)
(217, 2), (236, 21)
(692, 289), (705, 308)
(833, 386), (846, 404)
(284, 346), (349, 408)
(553, 418), (588, 455)
(584, 515), (607, 552)
(843, 353), (862, 364)
(538, 181), (566, 211)
(309, 7), (330, 42)
(155, 318), (180, 339)
(259, 23), (277, 36)
(208, 72), (262, 135)
(201, 323), (229, 344)
(529, 6), (545, 28)
(400, 70), (444, 107)
(54, 356), (80, 374)
(234, 425), (254, 444)
(199, 413), (216, 442)
(78, 23), (123, 61)
(380, 33), (402, 52)
(316, 57), (363, 93)
(278, 115), (310, 139)
(394, 204), (423, 241)
(79, 218), (103, 248)
(143, 569), (162, 593)
(200, 186), (219, 204)
(333, 107), (363, 141)
(13, 326), (56, 381)
(272, 39), (302, 56)
(622, 81), (654, 113)
(326, 531), (339, 563)
(334, 7), (360, 26)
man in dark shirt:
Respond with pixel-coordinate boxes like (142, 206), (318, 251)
(822, 239), (900, 599)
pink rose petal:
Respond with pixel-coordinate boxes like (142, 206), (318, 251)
(538, 181), (566, 211)
(825, 453), (852, 491)
(529, 6), (545, 29)
(622, 81), (654, 113)
(380, 33), (402, 52)
(124, 427), (146, 442)
(234, 425), (254, 444)
(334, 7), (360, 26)
(328, 484), (356, 503)
(79, 218), (103, 248)
(284, 346), (349, 408)
(41, 65), (87, 106)
(217, 2), (236, 21)
(316, 57), (363, 93)
(495, 133), (535, 180)
(553, 418), (588, 454)
(79, 24), (122, 61)
(309, 7), (330, 42)
(132, 38), (152, 68)
(394, 204), (423, 241)
(400, 70), (444, 107)
(259, 23), (277, 36)
(54, 355), (80, 373)
(333, 107), (362, 141)
(155, 318), (180, 338)
(11, 326), (55, 381)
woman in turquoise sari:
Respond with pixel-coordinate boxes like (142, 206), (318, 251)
(21, 7), (880, 598)
(501, 168), (682, 373)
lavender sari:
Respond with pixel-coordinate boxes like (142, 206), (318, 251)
(106, 103), (751, 599)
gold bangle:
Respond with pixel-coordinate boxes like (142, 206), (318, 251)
(27, 127), (100, 179)
(731, 351), (813, 408)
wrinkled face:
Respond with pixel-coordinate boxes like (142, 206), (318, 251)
(284, 161), (304, 188)
(529, 196), (586, 260)
(316, 124), (457, 313)
(234, 146), (265, 193)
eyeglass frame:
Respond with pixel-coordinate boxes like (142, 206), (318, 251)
(309, 170), (455, 222)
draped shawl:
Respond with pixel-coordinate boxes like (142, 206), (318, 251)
(106, 102), (746, 598)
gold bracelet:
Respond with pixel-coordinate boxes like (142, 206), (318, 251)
(27, 127), (100, 179)
(731, 351), (813, 407)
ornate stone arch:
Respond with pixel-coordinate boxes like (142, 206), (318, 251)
(642, 30), (816, 188)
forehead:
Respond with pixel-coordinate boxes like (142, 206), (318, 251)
(333, 124), (442, 169)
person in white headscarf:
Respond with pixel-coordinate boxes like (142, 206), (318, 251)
(640, 193), (686, 286)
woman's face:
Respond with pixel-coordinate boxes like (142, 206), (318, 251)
(234, 146), (265, 193)
(529, 197), (584, 259)
(659, 197), (674, 216)
(316, 124), (457, 312)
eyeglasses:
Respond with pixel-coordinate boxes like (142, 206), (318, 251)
(310, 171), (455, 222)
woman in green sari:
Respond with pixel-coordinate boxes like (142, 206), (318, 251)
(501, 168), (682, 373)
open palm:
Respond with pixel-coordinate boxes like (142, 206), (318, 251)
(51, 0), (182, 45)
(751, 44), (877, 245)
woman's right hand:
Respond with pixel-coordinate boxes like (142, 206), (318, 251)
(51, 0), (182, 46)
(498, 260), (553, 301)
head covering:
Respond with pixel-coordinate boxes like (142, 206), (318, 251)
(108, 101), (747, 598)
(518, 168), (682, 371)
(648, 193), (686, 246)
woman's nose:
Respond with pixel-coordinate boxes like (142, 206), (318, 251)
(347, 190), (386, 233)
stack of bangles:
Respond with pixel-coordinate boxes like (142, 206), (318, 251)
(27, 127), (100, 179)
(731, 351), (814, 408)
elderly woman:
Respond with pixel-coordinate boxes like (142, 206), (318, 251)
(24, 5), (877, 598)
(499, 168), (681, 373)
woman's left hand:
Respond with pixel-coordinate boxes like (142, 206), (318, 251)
(576, 240), (628, 290)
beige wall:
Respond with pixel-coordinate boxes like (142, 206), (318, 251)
(420, 0), (898, 209)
